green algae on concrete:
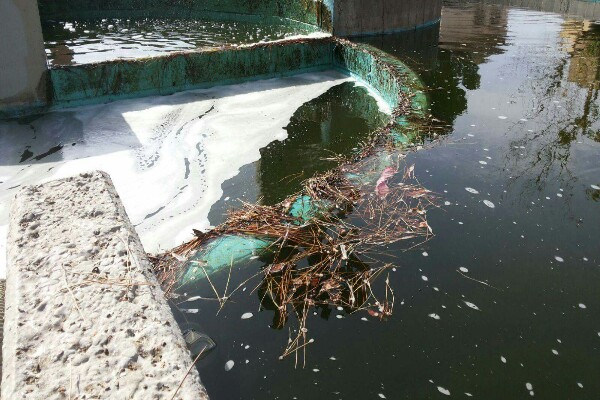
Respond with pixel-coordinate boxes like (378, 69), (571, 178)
(49, 38), (334, 107)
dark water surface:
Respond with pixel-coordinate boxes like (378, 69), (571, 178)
(207, 81), (388, 222)
(43, 18), (315, 66)
(178, 1), (600, 399)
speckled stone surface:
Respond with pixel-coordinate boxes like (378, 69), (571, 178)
(2, 171), (207, 399)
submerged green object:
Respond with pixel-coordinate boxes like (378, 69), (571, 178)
(289, 195), (331, 222)
(178, 235), (272, 286)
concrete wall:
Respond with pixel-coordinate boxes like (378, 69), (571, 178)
(3, 171), (207, 399)
(37, 0), (333, 31)
(0, 0), (48, 111)
(333, 0), (442, 37)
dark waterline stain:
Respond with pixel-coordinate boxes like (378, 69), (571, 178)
(19, 148), (33, 163)
(184, 158), (190, 179)
(33, 145), (63, 161)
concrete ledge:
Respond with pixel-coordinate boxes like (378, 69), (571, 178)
(2, 171), (207, 399)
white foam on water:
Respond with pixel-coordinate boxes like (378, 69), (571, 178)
(437, 386), (450, 396)
(464, 301), (480, 311)
(0, 71), (357, 279)
(241, 312), (254, 320)
(483, 200), (495, 208)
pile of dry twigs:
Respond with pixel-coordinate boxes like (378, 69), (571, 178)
(152, 155), (436, 364)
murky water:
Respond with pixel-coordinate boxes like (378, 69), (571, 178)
(43, 18), (316, 66)
(177, 1), (600, 399)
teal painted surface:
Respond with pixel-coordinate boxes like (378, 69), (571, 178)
(179, 235), (272, 286)
(288, 195), (331, 222)
(49, 39), (334, 107)
(48, 39), (427, 128)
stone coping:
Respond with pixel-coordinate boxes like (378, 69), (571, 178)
(2, 171), (207, 399)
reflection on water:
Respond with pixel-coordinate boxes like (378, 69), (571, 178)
(206, 82), (388, 223)
(183, 1), (600, 399)
(257, 82), (388, 205)
(43, 18), (314, 65)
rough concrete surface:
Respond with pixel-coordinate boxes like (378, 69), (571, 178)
(2, 171), (207, 399)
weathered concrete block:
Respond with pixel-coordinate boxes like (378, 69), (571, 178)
(2, 171), (207, 399)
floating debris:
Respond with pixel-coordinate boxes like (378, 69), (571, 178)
(241, 312), (254, 320)
(483, 200), (495, 208)
(154, 162), (436, 362)
(437, 386), (451, 396)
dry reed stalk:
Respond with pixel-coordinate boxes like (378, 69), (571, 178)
(151, 161), (436, 364)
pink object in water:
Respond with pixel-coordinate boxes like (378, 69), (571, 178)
(375, 167), (397, 197)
